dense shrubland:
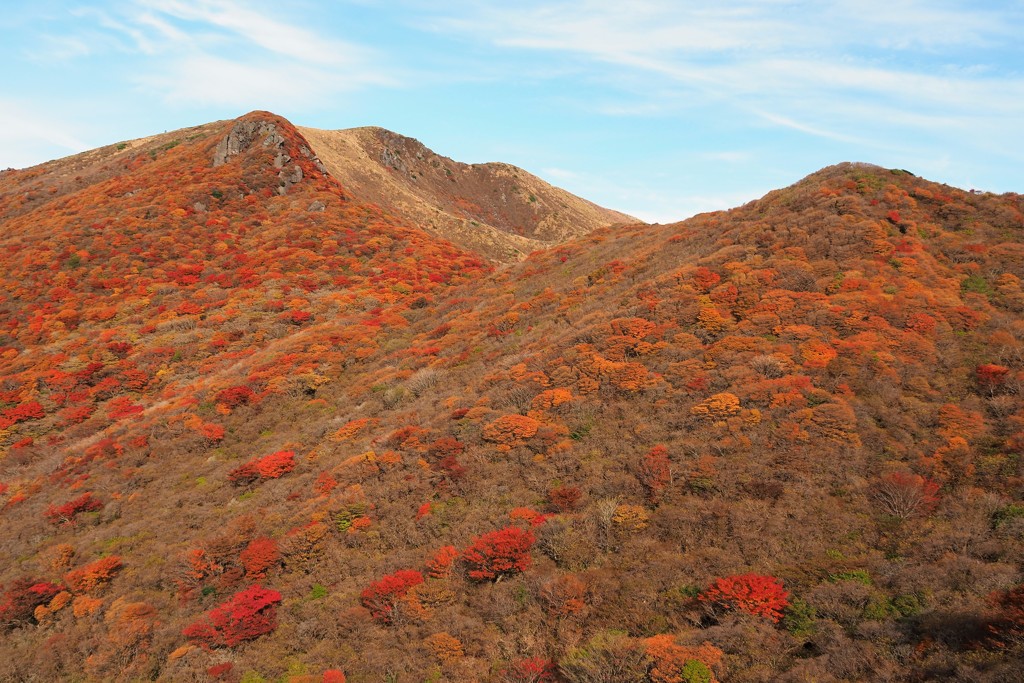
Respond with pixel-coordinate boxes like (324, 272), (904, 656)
(1, 114), (1023, 681)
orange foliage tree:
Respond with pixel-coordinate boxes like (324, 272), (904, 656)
(239, 537), (280, 579)
(699, 573), (789, 622)
(462, 526), (535, 581)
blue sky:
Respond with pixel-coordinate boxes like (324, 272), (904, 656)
(2, 0), (1022, 223)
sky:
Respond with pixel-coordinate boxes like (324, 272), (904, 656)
(2, 0), (1022, 223)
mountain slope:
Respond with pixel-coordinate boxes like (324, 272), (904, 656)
(1, 111), (1024, 683)
(299, 125), (636, 261)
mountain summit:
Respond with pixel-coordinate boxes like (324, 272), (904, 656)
(1, 113), (1023, 681)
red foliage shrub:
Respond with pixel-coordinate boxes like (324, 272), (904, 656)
(196, 421), (226, 443)
(503, 657), (558, 682)
(106, 396), (144, 420)
(314, 472), (338, 495)
(483, 414), (541, 448)
(59, 404), (94, 425)
(215, 385), (256, 408)
(239, 537), (280, 578)
(2, 400), (45, 424)
(988, 582), (1024, 646)
(322, 670), (347, 683)
(253, 450), (295, 478)
(45, 493), (103, 525)
(226, 462), (260, 487)
(182, 585), (282, 648)
(283, 309), (312, 325)
(692, 266), (721, 292)
(638, 444), (671, 503)
(462, 526), (535, 581)
(0, 579), (63, 628)
(437, 454), (466, 481)
(699, 573), (789, 622)
(359, 570), (424, 624)
(207, 662), (233, 680)
(427, 436), (465, 460)
(976, 364), (1010, 394)
(228, 451), (295, 486)
(644, 634), (723, 683)
(547, 485), (582, 512)
(425, 545), (459, 579)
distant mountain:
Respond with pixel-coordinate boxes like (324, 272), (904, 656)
(299, 125), (636, 261)
(1, 112), (1023, 682)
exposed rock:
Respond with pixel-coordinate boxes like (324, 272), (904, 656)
(299, 145), (328, 175)
(307, 200), (326, 212)
(213, 120), (283, 167)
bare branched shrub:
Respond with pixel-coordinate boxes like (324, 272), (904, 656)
(499, 386), (536, 414)
(751, 354), (785, 379)
(407, 367), (442, 398)
(872, 472), (939, 521)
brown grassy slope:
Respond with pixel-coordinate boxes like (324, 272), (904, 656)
(299, 125), (636, 262)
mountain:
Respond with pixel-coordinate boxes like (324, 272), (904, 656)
(1, 112), (1024, 683)
(298, 125), (635, 261)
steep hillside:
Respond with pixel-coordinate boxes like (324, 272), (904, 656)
(299, 125), (635, 262)
(1, 109), (1024, 683)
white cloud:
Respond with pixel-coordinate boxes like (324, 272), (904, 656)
(136, 0), (368, 67)
(419, 0), (1024, 155)
(700, 151), (751, 163)
(61, 0), (397, 107)
(136, 53), (390, 108)
(540, 167), (579, 180)
(0, 99), (90, 168)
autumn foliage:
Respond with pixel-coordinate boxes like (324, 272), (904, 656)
(360, 570), (424, 624)
(483, 414), (541, 449)
(228, 450), (296, 486)
(462, 526), (535, 581)
(182, 585), (282, 648)
(45, 493), (103, 525)
(239, 537), (280, 578)
(64, 556), (123, 593)
(699, 573), (789, 622)
(0, 580), (63, 628)
(1, 118), (1024, 680)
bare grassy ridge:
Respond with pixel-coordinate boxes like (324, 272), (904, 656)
(300, 125), (636, 262)
(1, 113), (1024, 681)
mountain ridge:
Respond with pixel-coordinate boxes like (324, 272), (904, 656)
(298, 124), (637, 261)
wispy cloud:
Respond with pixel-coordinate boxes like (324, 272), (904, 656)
(423, 0), (1024, 150)
(58, 0), (396, 108)
(0, 99), (90, 168)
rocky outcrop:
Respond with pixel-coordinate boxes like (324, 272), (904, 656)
(212, 119), (284, 167)
(213, 117), (329, 196)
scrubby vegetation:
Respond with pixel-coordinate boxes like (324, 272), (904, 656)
(1, 112), (1023, 681)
